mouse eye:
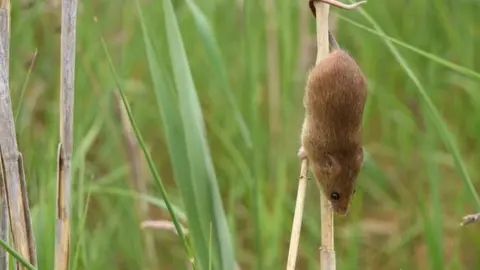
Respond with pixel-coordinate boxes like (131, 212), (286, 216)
(330, 192), (340, 201)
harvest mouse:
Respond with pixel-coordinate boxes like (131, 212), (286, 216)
(298, 30), (368, 216)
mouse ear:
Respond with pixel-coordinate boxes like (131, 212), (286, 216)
(321, 153), (339, 174)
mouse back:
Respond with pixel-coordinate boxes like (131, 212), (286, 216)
(303, 49), (367, 149)
(305, 50), (367, 117)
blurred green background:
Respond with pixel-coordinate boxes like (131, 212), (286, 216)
(7, 0), (480, 269)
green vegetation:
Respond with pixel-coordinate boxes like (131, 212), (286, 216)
(6, 0), (480, 269)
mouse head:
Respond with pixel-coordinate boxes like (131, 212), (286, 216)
(311, 147), (365, 215)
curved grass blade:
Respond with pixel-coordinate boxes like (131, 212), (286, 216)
(135, 2), (208, 269)
(338, 15), (480, 81)
(96, 19), (193, 259)
(354, 6), (480, 208)
(0, 238), (36, 270)
(161, 0), (237, 269)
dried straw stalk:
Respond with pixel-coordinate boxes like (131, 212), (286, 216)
(311, 3), (336, 270)
(0, 3), (37, 269)
(286, 157), (309, 270)
(55, 0), (78, 269)
(287, 1), (333, 269)
(0, 5), (9, 269)
(287, 0), (366, 269)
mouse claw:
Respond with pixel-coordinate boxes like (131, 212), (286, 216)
(297, 147), (308, 160)
(309, 0), (367, 17)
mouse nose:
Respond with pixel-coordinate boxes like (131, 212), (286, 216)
(334, 205), (349, 216)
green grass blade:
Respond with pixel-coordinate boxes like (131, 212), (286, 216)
(161, 0), (237, 269)
(135, 2), (209, 269)
(423, 121), (445, 270)
(71, 182), (92, 270)
(209, 222), (213, 270)
(0, 238), (36, 270)
(242, 1), (265, 268)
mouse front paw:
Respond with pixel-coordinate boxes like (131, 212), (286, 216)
(297, 146), (308, 159)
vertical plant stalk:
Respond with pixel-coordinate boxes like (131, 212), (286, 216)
(17, 154), (36, 267)
(287, 2), (332, 270)
(0, 4), (37, 270)
(286, 158), (308, 270)
(313, 3), (336, 270)
(287, 1), (333, 270)
(113, 92), (159, 269)
(0, 6), (9, 266)
(55, 0), (78, 269)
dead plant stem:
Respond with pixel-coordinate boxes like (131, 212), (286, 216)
(286, 1), (333, 269)
(55, 0), (78, 269)
(286, 158), (309, 270)
(313, 2), (336, 269)
(0, 5), (37, 269)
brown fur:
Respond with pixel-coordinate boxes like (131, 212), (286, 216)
(299, 49), (368, 215)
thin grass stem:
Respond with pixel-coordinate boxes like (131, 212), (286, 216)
(113, 92), (159, 269)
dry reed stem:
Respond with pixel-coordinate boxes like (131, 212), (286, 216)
(287, 1), (333, 269)
(0, 8), (8, 263)
(286, 158), (309, 270)
(17, 154), (36, 266)
(0, 5), (37, 269)
(55, 0), (78, 269)
(0, 1), (8, 36)
(313, 3), (336, 270)
(113, 92), (159, 269)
